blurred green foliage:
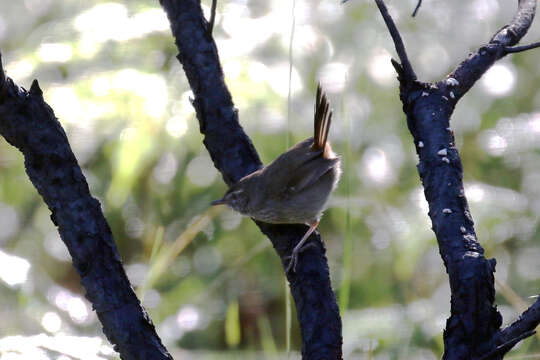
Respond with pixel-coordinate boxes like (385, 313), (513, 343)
(1, 0), (540, 359)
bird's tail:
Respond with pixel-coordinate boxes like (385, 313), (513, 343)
(313, 83), (333, 152)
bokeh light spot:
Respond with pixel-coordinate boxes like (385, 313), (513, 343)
(90, 76), (111, 97)
(41, 312), (62, 333)
(66, 296), (89, 324)
(527, 112), (540, 132)
(268, 63), (302, 97)
(465, 184), (486, 203)
(47, 86), (82, 124)
(368, 50), (395, 86)
(481, 64), (515, 96)
(0, 250), (30, 286)
(153, 152), (178, 184)
(37, 43), (73, 63)
(247, 61), (269, 83)
(166, 115), (188, 138)
(0, 204), (19, 243)
(487, 133), (507, 156)
(360, 148), (392, 187)
(186, 154), (218, 187)
(176, 305), (200, 331)
(5, 59), (34, 81)
(318, 62), (349, 93)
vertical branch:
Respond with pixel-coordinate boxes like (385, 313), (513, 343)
(158, 0), (343, 358)
(373, 0), (416, 83)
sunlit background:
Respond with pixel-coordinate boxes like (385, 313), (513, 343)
(1, 0), (540, 359)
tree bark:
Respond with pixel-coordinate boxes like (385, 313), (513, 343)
(0, 59), (172, 360)
(371, 0), (540, 358)
(158, 0), (343, 358)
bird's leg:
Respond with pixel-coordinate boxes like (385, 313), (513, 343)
(285, 220), (319, 273)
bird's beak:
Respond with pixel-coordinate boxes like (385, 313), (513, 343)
(211, 198), (226, 206)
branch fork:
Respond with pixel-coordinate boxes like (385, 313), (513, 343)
(367, 0), (540, 357)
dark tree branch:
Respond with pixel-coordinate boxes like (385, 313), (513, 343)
(480, 330), (536, 360)
(500, 297), (540, 346)
(373, 0), (417, 83)
(207, 0), (217, 36)
(491, 0), (536, 45)
(0, 54), (172, 360)
(504, 41), (540, 54)
(0, 52), (5, 86)
(158, 0), (342, 358)
(448, 0), (536, 102)
(412, 0), (422, 17)
(373, 0), (539, 358)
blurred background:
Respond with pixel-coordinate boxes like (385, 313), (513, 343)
(1, 0), (540, 358)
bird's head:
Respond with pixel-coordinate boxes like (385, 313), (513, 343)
(211, 185), (249, 214)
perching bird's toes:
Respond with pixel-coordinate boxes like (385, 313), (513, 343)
(285, 242), (317, 273)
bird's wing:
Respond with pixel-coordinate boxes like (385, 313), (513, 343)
(284, 156), (340, 195)
(261, 139), (321, 184)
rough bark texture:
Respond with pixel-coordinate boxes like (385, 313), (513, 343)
(158, 0), (343, 358)
(0, 69), (172, 359)
(372, 0), (540, 358)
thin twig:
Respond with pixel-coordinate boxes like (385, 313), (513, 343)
(287, 0), (296, 148)
(504, 41), (540, 54)
(0, 51), (5, 90)
(207, 0), (217, 36)
(479, 330), (536, 360)
(412, 0), (422, 17)
(373, 0), (417, 82)
(0, 52), (4, 76)
(500, 296), (540, 346)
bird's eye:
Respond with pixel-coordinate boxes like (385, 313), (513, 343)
(230, 189), (243, 199)
(228, 189), (247, 208)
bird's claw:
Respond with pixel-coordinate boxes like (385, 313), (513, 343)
(285, 252), (298, 273)
(284, 242), (317, 274)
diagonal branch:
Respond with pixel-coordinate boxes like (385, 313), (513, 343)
(480, 330), (536, 360)
(504, 41), (540, 54)
(412, 0), (422, 17)
(448, 0), (537, 101)
(158, 0), (343, 358)
(500, 297), (540, 346)
(0, 54), (172, 360)
(491, 0), (536, 46)
(373, 0), (416, 83)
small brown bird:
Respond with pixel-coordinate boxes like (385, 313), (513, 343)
(212, 84), (341, 273)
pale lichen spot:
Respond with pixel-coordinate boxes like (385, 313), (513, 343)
(446, 78), (459, 86)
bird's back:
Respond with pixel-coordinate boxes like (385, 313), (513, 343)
(243, 84), (341, 224)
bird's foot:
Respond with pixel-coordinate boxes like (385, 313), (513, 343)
(285, 242), (317, 273)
